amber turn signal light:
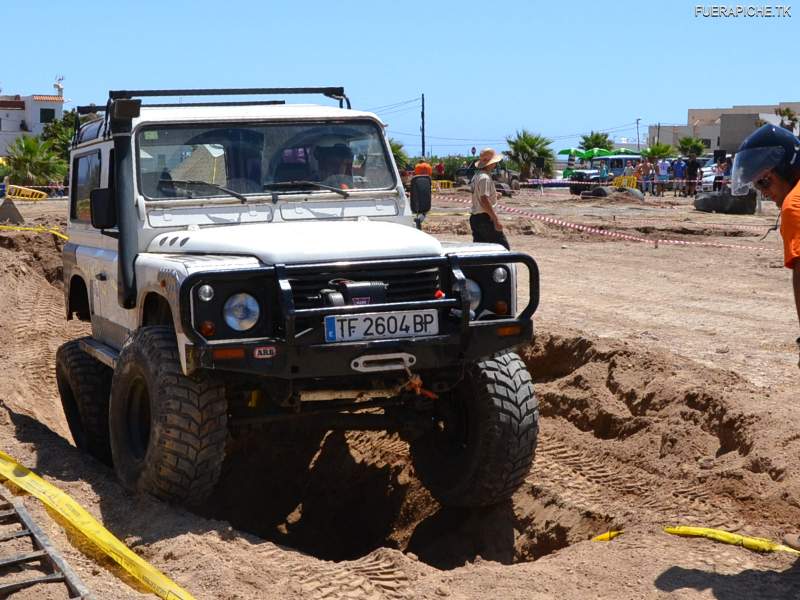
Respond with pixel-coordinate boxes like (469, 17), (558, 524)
(497, 325), (522, 337)
(199, 321), (216, 337)
(494, 300), (509, 315)
(212, 347), (245, 360)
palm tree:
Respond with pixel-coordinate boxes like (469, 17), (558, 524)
(677, 137), (706, 157)
(504, 129), (554, 179)
(4, 136), (65, 186)
(388, 138), (410, 171)
(579, 131), (613, 151)
(640, 143), (674, 159)
(774, 107), (798, 132)
(40, 109), (79, 163)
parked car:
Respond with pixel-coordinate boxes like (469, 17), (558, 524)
(455, 161), (520, 190)
(589, 154), (642, 178)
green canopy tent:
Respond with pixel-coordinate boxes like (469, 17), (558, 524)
(557, 148), (582, 156)
(611, 148), (639, 155)
(579, 147), (613, 160)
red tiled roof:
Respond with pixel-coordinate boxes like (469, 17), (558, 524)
(31, 95), (64, 102)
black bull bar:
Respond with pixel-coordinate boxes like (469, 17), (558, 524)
(179, 252), (539, 378)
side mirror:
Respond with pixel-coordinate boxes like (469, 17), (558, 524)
(409, 175), (431, 215)
(90, 188), (117, 229)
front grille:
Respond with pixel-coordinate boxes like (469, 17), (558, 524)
(289, 266), (441, 310)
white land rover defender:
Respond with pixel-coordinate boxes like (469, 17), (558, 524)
(56, 87), (540, 507)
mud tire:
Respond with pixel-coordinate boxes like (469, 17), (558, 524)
(109, 326), (227, 505)
(410, 352), (538, 507)
(55, 339), (113, 465)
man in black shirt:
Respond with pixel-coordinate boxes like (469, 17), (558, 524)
(685, 153), (703, 197)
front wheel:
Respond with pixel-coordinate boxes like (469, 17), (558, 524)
(410, 352), (538, 507)
(109, 327), (227, 505)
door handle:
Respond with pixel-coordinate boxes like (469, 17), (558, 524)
(95, 272), (107, 282)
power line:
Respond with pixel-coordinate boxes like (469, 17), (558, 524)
(364, 97), (420, 112)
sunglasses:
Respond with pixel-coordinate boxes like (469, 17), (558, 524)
(754, 174), (772, 190)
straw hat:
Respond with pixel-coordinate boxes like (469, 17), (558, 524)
(475, 147), (503, 169)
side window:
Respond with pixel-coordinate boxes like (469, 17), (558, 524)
(39, 108), (56, 124)
(71, 152), (101, 223)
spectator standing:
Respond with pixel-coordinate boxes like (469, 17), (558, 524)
(713, 161), (725, 192)
(634, 161), (646, 194)
(657, 157), (670, 196)
(723, 159), (732, 192)
(672, 157), (687, 196)
(729, 124), (800, 547)
(469, 148), (509, 249)
(640, 159), (654, 195)
(623, 160), (635, 176)
(685, 153), (702, 196)
(434, 161), (445, 179)
(599, 160), (609, 184)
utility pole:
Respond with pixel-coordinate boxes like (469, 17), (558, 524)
(656, 122), (661, 145)
(420, 93), (426, 157)
(636, 118), (641, 150)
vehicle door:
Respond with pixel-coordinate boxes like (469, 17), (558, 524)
(69, 147), (112, 339)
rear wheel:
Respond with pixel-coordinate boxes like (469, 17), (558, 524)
(109, 326), (227, 505)
(410, 352), (538, 507)
(55, 339), (113, 465)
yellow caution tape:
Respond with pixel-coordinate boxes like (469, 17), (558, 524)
(0, 449), (195, 600)
(0, 224), (69, 240)
(591, 530), (624, 542)
(664, 526), (800, 556)
(6, 185), (49, 201)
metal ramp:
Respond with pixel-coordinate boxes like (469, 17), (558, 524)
(0, 490), (91, 598)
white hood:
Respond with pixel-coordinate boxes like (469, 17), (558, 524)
(148, 220), (442, 264)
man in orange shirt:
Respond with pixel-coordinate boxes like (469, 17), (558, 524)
(732, 124), (800, 549)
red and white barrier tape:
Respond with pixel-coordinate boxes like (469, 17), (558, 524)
(526, 177), (724, 186)
(433, 196), (771, 252)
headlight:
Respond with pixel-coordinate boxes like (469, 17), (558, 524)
(464, 279), (482, 312)
(223, 293), (260, 331)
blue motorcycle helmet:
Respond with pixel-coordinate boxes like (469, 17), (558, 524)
(731, 124), (800, 195)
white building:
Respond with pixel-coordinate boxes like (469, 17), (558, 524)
(648, 102), (800, 154)
(0, 86), (65, 156)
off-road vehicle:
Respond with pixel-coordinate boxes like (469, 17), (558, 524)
(56, 87), (540, 507)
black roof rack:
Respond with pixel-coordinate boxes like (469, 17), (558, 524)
(107, 86), (351, 109)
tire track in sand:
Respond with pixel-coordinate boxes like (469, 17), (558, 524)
(529, 427), (745, 531)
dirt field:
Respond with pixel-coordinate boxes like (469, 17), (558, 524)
(0, 189), (798, 599)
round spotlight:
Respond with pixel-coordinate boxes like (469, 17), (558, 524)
(492, 267), (508, 283)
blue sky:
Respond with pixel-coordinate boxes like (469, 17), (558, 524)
(5, 0), (797, 156)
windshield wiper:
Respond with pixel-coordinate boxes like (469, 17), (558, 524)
(161, 179), (249, 203)
(263, 180), (350, 197)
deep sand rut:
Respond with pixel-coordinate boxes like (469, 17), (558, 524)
(0, 219), (798, 598)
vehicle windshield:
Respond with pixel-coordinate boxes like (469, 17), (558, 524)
(136, 120), (395, 200)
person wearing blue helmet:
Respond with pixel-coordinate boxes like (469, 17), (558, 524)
(732, 123), (800, 548)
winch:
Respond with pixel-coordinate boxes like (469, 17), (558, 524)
(320, 279), (388, 306)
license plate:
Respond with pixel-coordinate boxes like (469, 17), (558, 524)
(324, 309), (439, 342)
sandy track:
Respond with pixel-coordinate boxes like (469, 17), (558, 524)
(0, 196), (797, 599)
